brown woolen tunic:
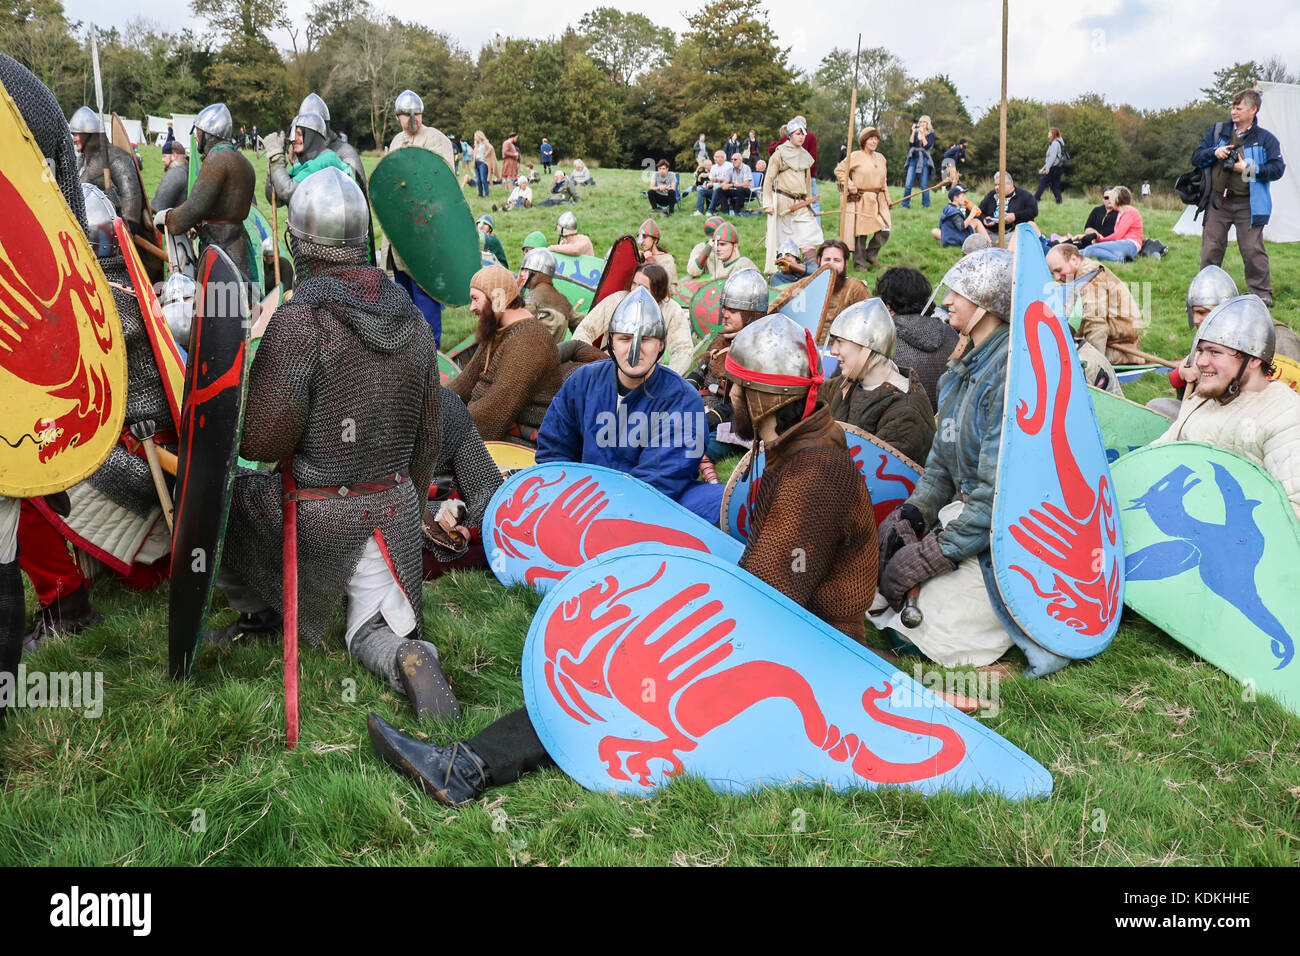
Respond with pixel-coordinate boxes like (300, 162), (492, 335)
(739, 403), (877, 641)
(448, 317), (562, 441)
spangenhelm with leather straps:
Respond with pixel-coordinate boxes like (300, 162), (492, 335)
(394, 90), (424, 115)
(194, 103), (233, 141)
(935, 246), (1014, 319)
(721, 268), (769, 313)
(81, 183), (117, 257)
(1191, 294), (1277, 396)
(1185, 264), (1239, 330)
(69, 106), (103, 134)
(288, 166), (370, 247)
(828, 298), (897, 374)
(557, 210), (578, 235)
(726, 313), (825, 422)
(520, 247), (557, 278)
(608, 285), (667, 370)
(299, 92), (330, 124)
(638, 217), (660, 241)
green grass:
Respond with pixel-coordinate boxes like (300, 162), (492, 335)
(3, 155), (1298, 866)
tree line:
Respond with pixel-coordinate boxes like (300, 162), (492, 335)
(3, 0), (1291, 192)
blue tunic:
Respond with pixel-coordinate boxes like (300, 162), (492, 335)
(537, 360), (724, 522)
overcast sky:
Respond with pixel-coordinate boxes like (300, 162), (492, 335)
(62, 0), (1300, 116)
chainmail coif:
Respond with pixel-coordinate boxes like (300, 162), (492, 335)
(0, 53), (86, 228)
(221, 259), (441, 644)
(739, 402), (877, 641)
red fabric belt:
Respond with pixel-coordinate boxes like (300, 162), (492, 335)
(285, 470), (409, 502)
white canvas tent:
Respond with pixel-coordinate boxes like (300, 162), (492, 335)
(148, 113), (198, 145)
(1173, 81), (1300, 243)
(90, 112), (144, 145)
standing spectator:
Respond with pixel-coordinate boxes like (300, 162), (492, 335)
(647, 159), (678, 216)
(472, 130), (490, 197)
(716, 152), (753, 213)
(1193, 88), (1286, 306)
(500, 133), (520, 182)
(768, 115), (818, 163)
(941, 138), (968, 185)
(762, 117), (823, 272)
(743, 128), (760, 164)
(1081, 186), (1142, 262)
(162, 122), (175, 154)
(724, 132), (741, 159)
(485, 135), (500, 184)
(836, 127), (891, 269)
(540, 137), (553, 174)
(695, 133), (709, 166)
(1034, 127), (1066, 204)
(250, 125), (259, 150)
(1141, 180), (1151, 203)
(238, 124), (248, 149)
(900, 115), (936, 208)
(460, 136), (472, 173)
(152, 140), (189, 211)
(977, 172), (1039, 230)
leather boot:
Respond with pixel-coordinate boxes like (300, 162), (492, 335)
(367, 712), (490, 806)
(865, 230), (890, 267)
(396, 639), (461, 721)
(853, 235), (870, 271)
(348, 612), (405, 690)
(23, 584), (101, 653)
(204, 608), (282, 648)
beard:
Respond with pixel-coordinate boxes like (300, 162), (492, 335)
(732, 391), (754, 441)
(474, 304), (500, 344)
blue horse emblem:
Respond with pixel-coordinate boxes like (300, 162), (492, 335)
(1125, 463), (1293, 669)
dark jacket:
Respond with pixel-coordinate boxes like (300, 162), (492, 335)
(978, 186), (1038, 225)
(1192, 118), (1285, 226)
(819, 367), (935, 465)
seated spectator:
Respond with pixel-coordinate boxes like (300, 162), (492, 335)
(448, 266), (562, 445)
(1046, 242), (1143, 365)
(536, 170), (580, 207)
(572, 158), (594, 186)
(977, 171), (1038, 230)
(873, 266), (960, 409)
(691, 159), (713, 216)
(647, 159), (678, 216)
(525, 162), (540, 183)
(714, 152), (753, 214)
(1082, 186), (1142, 262)
(931, 185), (982, 246)
(1081, 187), (1117, 243)
(495, 176), (532, 211)
(819, 299), (936, 465)
(569, 263), (693, 375)
(703, 149), (728, 214)
(769, 239), (813, 288)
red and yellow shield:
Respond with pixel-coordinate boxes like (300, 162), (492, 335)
(0, 83), (126, 496)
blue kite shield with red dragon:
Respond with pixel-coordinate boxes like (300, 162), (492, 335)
(1114, 442), (1300, 717)
(523, 544), (1053, 799)
(0, 82), (126, 496)
(722, 423), (921, 541)
(990, 224), (1123, 659)
(484, 463), (742, 592)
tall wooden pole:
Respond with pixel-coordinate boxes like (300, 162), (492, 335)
(997, 0), (1009, 247)
(840, 35), (862, 243)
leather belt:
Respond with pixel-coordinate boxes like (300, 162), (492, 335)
(286, 469), (409, 501)
(775, 188), (807, 200)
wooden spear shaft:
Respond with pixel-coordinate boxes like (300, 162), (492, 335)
(840, 35), (862, 244)
(998, 0), (1009, 248)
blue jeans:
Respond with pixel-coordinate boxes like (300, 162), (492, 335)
(902, 159), (931, 207)
(696, 187), (715, 214)
(1083, 238), (1138, 262)
(475, 161), (489, 197)
(394, 269), (442, 348)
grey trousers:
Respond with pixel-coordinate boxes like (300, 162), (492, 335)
(1200, 198), (1272, 302)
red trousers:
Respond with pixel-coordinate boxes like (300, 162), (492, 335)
(17, 499), (170, 606)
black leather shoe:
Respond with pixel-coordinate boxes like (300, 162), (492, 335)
(366, 713), (489, 806)
(23, 586), (101, 653)
(204, 608), (283, 648)
(395, 640), (461, 721)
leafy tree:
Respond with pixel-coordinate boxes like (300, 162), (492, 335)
(810, 45), (910, 179)
(969, 97), (1050, 185)
(0, 0), (82, 105)
(578, 6), (675, 86)
(559, 51), (622, 163)
(671, 0), (806, 167)
(1057, 94), (1124, 191)
(190, 0), (289, 128)
(1200, 61), (1259, 108)
(622, 48), (694, 170)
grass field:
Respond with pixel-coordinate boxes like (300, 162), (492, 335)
(2, 152), (1298, 867)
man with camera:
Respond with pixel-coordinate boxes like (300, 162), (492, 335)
(1192, 89), (1286, 307)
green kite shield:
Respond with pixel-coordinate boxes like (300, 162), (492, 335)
(1114, 442), (1300, 717)
(1088, 385), (1172, 464)
(369, 148), (478, 306)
